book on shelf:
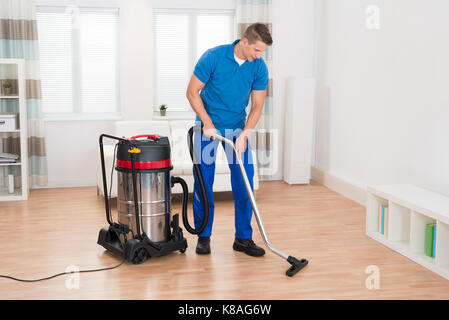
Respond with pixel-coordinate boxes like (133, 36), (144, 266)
(378, 204), (389, 236)
(426, 223), (437, 258)
(0, 152), (19, 163)
(432, 224), (437, 258)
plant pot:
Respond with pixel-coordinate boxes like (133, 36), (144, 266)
(160, 109), (166, 116)
(3, 87), (12, 95)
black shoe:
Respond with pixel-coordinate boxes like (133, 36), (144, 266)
(233, 238), (265, 257)
(196, 237), (211, 255)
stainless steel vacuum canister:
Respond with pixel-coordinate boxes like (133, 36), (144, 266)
(115, 135), (172, 242)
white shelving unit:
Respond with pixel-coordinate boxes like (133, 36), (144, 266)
(0, 59), (28, 201)
(366, 184), (449, 280)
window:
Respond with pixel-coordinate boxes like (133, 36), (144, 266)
(153, 9), (234, 115)
(36, 6), (119, 116)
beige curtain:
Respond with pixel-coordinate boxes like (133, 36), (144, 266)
(236, 0), (274, 180)
(0, 0), (48, 187)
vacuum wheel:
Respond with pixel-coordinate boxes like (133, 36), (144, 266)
(131, 248), (148, 264)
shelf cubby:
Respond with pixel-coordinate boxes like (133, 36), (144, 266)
(366, 192), (388, 234)
(436, 221), (449, 269)
(0, 166), (22, 200)
(367, 184), (449, 280)
(410, 211), (436, 255)
(388, 202), (411, 247)
(0, 58), (28, 201)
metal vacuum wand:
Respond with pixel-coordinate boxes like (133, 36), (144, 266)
(214, 133), (309, 277)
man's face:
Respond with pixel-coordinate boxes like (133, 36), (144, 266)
(241, 39), (267, 62)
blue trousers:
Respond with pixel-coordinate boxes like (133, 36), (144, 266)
(192, 130), (255, 239)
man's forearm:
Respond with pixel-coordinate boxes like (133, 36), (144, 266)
(243, 89), (267, 135)
(243, 102), (264, 134)
(235, 99), (264, 155)
(187, 90), (214, 127)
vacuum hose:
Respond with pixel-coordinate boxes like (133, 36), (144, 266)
(171, 126), (209, 235)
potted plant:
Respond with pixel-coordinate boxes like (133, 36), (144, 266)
(159, 104), (167, 116)
(2, 81), (12, 95)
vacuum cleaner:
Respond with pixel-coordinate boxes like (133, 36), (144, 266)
(97, 131), (209, 264)
(97, 126), (308, 276)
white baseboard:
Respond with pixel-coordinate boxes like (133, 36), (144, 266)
(311, 166), (367, 206)
(32, 179), (96, 189)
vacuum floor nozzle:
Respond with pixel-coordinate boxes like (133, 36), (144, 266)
(286, 256), (309, 277)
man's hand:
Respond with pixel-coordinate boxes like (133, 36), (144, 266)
(186, 75), (216, 140)
(235, 129), (252, 159)
(203, 123), (217, 140)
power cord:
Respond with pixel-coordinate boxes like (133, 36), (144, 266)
(0, 255), (127, 283)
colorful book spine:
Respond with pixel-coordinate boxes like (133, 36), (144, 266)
(432, 224), (437, 258)
(426, 223), (436, 258)
(381, 206), (385, 235)
(378, 205), (388, 236)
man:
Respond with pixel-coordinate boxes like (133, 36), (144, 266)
(186, 23), (272, 257)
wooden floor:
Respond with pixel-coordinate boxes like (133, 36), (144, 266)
(1, 181), (449, 300)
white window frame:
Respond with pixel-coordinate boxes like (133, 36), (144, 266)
(152, 8), (235, 119)
(36, 0), (121, 119)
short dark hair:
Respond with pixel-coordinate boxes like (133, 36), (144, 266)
(243, 23), (273, 46)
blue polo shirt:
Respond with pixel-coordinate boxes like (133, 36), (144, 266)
(193, 39), (269, 133)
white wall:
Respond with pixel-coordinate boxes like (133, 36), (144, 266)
(45, 120), (115, 187)
(271, 0), (317, 180)
(315, 0), (449, 196)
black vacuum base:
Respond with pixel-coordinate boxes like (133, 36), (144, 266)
(97, 215), (188, 264)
